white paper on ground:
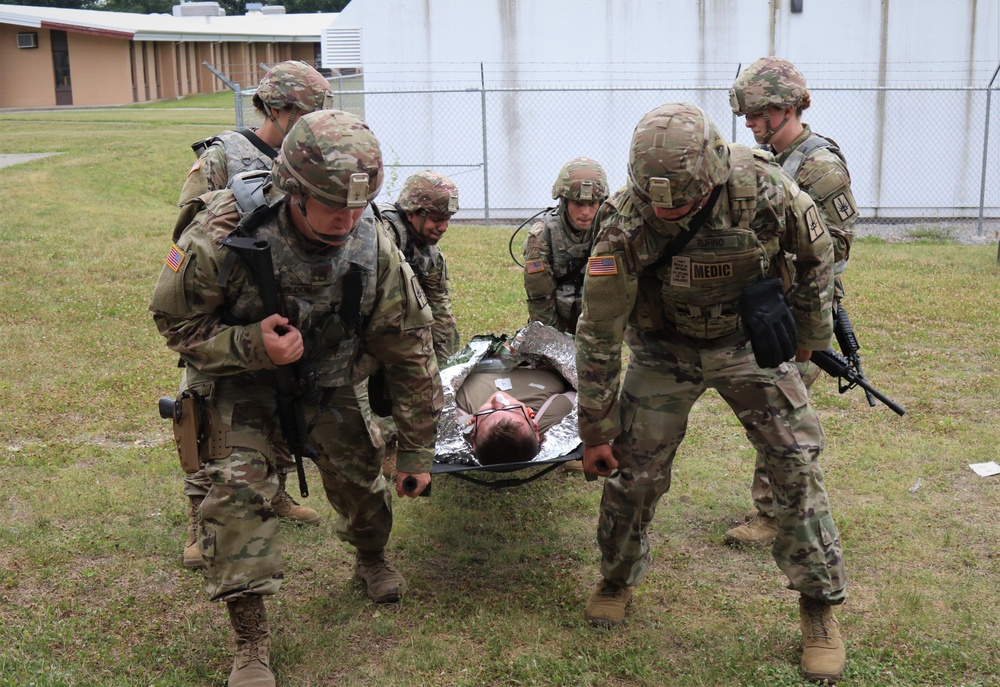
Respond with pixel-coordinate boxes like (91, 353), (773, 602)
(969, 461), (1000, 477)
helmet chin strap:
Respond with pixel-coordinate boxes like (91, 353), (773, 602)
(295, 196), (345, 245)
(268, 106), (297, 139)
(761, 108), (791, 145)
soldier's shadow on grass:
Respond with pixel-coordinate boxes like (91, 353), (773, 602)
(394, 468), (599, 605)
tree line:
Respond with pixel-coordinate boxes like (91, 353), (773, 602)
(5, 0), (349, 16)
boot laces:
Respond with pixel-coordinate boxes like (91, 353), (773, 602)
(805, 604), (833, 641)
(232, 605), (269, 666)
(273, 487), (299, 508)
(597, 582), (625, 599)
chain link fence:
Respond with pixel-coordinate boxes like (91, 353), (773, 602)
(231, 78), (1000, 237)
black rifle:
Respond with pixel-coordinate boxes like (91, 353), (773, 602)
(811, 348), (906, 416)
(221, 236), (315, 498)
(833, 304), (876, 406)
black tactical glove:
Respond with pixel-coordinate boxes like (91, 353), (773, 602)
(739, 277), (798, 368)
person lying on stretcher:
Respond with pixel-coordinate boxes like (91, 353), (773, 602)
(435, 321), (580, 467)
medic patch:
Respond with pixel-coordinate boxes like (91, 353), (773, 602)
(525, 260), (545, 274)
(165, 244), (186, 272)
(805, 205), (825, 243)
(832, 192), (857, 222)
(587, 255), (618, 276)
(691, 262), (734, 281)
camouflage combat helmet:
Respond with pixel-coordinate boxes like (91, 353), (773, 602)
(551, 157), (609, 202)
(272, 110), (384, 208)
(397, 171), (460, 216)
(255, 60), (334, 114)
(730, 56), (808, 115)
(628, 103), (730, 209)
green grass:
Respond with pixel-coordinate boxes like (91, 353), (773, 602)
(1, 110), (999, 686)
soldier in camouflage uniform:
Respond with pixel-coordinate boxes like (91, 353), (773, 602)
(173, 60), (334, 569)
(379, 171), (461, 367)
(150, 110), (442, 687)
(576, 103), (846, 683)
(523, 157), (609, 334)
(374, 171), (460, 479)
(725, 56), (860, 550)
(173, 60), (333, 240)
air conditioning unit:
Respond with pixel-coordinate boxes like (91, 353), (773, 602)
(17, 32), (38, 49)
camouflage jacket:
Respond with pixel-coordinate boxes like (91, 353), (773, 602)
(522, 207), (595, 333)
(173, 130), (275, 241)
(150, 189), (443, 473)
(576, 151), (834, 445)
(768, 124), (857, 267)
(378, 203), (460, 366)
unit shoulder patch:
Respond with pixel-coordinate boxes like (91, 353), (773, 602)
(831, 191), (857, 222)
(805, 205), (825, 243)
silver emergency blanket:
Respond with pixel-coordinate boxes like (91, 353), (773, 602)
(434, 321), (580, 465)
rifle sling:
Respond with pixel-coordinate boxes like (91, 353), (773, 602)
(644, 183), (724, 274)
(237, 129), (279, 160)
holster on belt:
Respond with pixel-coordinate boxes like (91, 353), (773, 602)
(173, 394), (201, 474)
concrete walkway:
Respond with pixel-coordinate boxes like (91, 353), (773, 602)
(0, 153), (61, 168)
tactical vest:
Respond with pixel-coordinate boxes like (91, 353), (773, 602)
(225, 172), (381, 388)
(538, 208), (593, 321)
(194, 129), (274, 178)
(771, 134), (846, 181)
(380, 204), (441, 280)
(635, 144), (780, 341)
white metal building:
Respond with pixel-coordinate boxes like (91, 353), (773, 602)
(322, 0), (1000, 221)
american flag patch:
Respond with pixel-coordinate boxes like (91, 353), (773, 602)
(166, 244), (186, 272)
(587, 255), (618, 276)
(525, 260), (545, 274)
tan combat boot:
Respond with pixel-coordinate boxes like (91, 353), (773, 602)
(584, 579), (634, 628)
(226, 595), (274, 687)
(355, 549), (407, 603)
(183, 496), (205, 570)
(272, 472), (320, 526)
(724, 511), (778, 548)
(799, 594), (846, 683)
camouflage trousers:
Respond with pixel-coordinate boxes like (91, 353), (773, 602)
(198, 378), (391, 602)
(183, 451), (297, 499)
(598, 335), (846, 604)
(747, 359), (821, 517)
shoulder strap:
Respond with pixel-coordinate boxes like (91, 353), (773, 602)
(727, 143), (757, 231)
(644, 183), (724, 274)
(237, 129), (279, 160)
(229, 170), (278, 238)
(780, 134), (841, 179)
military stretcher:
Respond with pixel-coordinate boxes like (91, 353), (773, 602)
(429, 322), (584, 489)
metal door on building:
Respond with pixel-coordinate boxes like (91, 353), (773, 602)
(51, 30), (72, 106)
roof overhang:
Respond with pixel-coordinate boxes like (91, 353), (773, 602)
(41, 20), (134, 40)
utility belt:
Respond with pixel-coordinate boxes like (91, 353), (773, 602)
(636, 277), (798, 369)
(633, 314), (749, 350)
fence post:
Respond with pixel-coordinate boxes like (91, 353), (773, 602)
(480, 63), (490, 225)
(731, 62), (741, 143)
(201, 61), (242, 128)
(978, 62), (999, 240)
